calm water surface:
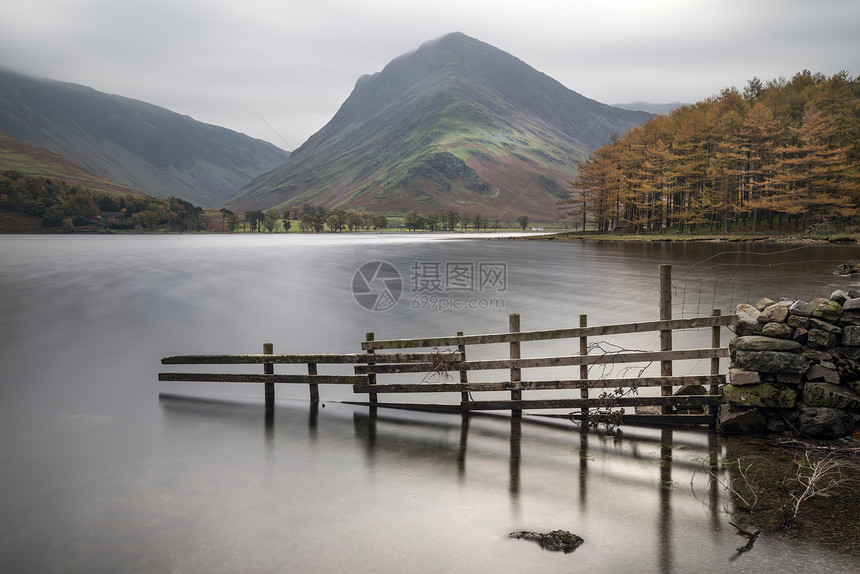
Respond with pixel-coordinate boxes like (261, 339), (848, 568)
(1, 234), (859, 573)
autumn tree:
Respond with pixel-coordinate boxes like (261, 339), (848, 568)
(558, 71), (860, 235)
(404, 210), (424, 231)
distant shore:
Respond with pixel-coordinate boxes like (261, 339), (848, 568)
(525, 230), (860, 245)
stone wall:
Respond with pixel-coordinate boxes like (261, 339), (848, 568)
(719, 290), (860, 438)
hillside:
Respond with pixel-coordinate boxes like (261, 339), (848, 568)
(0, 69), (289, 207)
(0, 132), (143, 197)
(228, 32), (651, 219)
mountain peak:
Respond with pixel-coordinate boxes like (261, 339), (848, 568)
(229, 34), (651, 218)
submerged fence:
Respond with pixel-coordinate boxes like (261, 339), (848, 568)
(159, 265), (739, 427)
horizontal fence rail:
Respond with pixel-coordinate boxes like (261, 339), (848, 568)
(161, 352), (459, 365)
(360, 315), (737, 351)
(352, 375), (726, 394)
(158, 373), (366, 385)
(354, 348), (728, 374)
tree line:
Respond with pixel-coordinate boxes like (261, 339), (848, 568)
(559, 71), (860, 233)
(0, 170), (206, 231)
(0, 170), (536, 234)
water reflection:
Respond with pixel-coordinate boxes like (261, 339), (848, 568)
(160, 393), (860, 574)
(159, 394), (732, 573)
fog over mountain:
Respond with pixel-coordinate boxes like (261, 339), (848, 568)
(0, 69), (288, 207)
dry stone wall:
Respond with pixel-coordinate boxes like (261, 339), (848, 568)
(720, 290), (860, 438)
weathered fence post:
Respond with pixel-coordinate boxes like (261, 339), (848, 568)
(263, 343), (275, 402)
(510, 313), (522, 418)
(457, 331), (469, 413)
(660, 265), (673, 415)
(579, 314), (589, 421)
(709, 309), (722, 418)
(308, 362), (319, 404)
(365, 332), (377, 409)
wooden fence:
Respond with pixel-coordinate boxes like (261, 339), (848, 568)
(353, 313), (735, 425)
(158, 265), (738, 427)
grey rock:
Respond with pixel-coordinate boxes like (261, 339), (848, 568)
(802, 349), (832, 361)
(807, 329), (838, 349)
(842, 325), (860, 346)
(758, 301), (792, 323)
(731, 336), (801, 352)
(797, 406), (856, 438)
(833, 354), (860, 381)
(836, 310), (860, 326)
(843, 298), (860, 311)
(729, 368), (761, 385)
(735, 304), (763, 336)
(755, 298), (776, 311)
(830, 290), (850, 305)
(802, 383), (860, 410)
(787, 315), (810, 329)
(805, 364), (840, 384)
(762, 322), (794, 339)
(734, 350), (809, 374)
(808, 318), (842, 334)
(509, 530), (584, 553)
(788, 300), (814, 317)
(717, 404), (766, 434)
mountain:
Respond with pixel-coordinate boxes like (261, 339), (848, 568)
(0, 69), (289, 207)
(227, 32), (652, 219)
(0, 132), (144, 198)
(613, 101), (687, 115)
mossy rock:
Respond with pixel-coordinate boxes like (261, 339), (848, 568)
(723, 383), (798, 408)
(802, 383), (860, 410)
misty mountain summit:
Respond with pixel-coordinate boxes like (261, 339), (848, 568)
(228, 32), (652, 218)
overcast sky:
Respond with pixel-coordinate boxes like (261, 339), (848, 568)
(1, 0), (858, 151)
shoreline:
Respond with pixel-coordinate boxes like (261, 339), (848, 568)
(523, 231), (860, 245)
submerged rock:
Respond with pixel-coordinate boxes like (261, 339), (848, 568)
(509, 530), (584, 553)
(797, 406), (857, 438)
(717, 404), (766, 434)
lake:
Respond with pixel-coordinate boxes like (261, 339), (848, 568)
(1, 233), (859, 573)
